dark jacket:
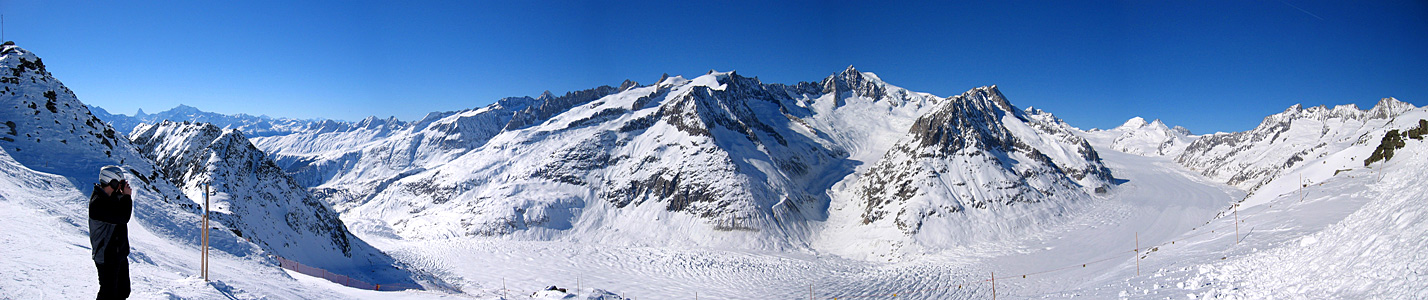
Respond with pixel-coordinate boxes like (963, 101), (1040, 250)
(89, 185), (132, 264)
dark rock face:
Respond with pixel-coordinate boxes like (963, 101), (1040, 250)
(822, 66), (888, 106)
(505, 85), (623, 131)
(601, 72), (840, 229)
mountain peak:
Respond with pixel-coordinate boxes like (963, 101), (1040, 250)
(821, 66), (892, 102)
(1119, 117), (1149, 129)
(0, 42), (35, 60)
(1369, 97), (1416, 118)
(841, 65), (859, 75)
(618, 79), (640, 91)
(167, 104), (203, 115)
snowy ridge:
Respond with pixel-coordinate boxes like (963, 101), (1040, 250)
(128, 120), (432, 287)
(90, 104), (332, 137)
(251, 94), (545, 205)
(1176, 98), (1417, 191)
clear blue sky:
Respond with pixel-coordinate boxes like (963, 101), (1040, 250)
(4, 0), (1425, 133)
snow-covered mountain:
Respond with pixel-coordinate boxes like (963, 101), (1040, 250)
(1176, 98), (1417, 192)
(246, 66), (1115, 253)
(0, 43), (444, 298)
(128, 120), (429, 286)
(1098, 117), (1197, 157)
(846, 86), (1113, 248)
(90, 104), (332, 137)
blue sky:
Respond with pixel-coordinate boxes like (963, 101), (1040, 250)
(4, 0), (1425, 133)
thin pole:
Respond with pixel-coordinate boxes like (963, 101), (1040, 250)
(1135, 232), (1140, 276)
(991, 271), (996, 300)
(203, 183), (210, 281)
(809, 283), (813, 300)
(1234, 204), (1240, 244)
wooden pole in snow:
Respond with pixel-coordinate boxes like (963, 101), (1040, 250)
(203, 183), (210, 281)
(1135, 232), (1140, 276)
(1235, 204), (1240, 244)
(991, 271), (996, 300)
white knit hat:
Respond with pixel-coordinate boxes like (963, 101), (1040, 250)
(98, 165), (125, 184)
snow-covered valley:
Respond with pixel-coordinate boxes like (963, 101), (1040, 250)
(4, 40), (1427, 299)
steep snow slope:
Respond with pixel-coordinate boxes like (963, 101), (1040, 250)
(1102, 117), (1196, 157)
(1177, 98), (1416, 192)
(129, 120), (429, 286)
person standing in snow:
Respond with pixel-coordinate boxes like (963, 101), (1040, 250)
(90, 165), (132, 299)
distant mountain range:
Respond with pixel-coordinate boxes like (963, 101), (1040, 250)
(88, 104), (339, 138)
